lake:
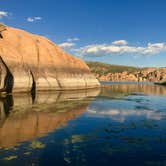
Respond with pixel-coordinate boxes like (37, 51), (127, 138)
(0, 83), (166, 166)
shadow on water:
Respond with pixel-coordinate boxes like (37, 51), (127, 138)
(0, 88), (100, 148)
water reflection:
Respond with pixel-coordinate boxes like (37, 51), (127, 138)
(87, 84), (166, 122)
(101, 83), (166, 97)
(0, 89), (100, 148)
(1, 83), (166, 166)
(87, 106), (164, 122)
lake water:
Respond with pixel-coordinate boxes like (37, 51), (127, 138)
(0, 83), (166, 165)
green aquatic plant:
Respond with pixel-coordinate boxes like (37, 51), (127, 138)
(29, 140), (45, 149)
(71, 135), (85, 144)
(64, 134), (87, 145)
(3, 155), (17, 161)
(0, 146), (18, 151)
(64, 157), (71, 164)
(24, 151), (31, 155)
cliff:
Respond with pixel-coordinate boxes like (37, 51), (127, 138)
(0, 24), (100, 93)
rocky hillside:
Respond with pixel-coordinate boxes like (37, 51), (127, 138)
(87, 61), (166, 82)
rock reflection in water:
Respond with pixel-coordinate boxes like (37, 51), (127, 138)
(0, 84), (166, 166)
(0, 89), (100, 148)
(101, 83), (166, 97)
(87, 83), (166, 122)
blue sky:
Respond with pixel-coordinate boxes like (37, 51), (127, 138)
(1, 0), (166, 67)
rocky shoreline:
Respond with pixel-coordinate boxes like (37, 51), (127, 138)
(87, 62), (166, 83)
(94, 68), (166, 82)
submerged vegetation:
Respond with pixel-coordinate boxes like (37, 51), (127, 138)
(3, 155), (17, 161)
(29, 140), (46, 149)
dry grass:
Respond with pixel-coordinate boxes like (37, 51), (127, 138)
(0, 23), (6, 32)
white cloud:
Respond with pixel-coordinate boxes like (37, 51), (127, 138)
(27, 16), (42, 22)
(58, 37), (166, 57)
(76, 42), (166, 57)
(27, 17), (34, 22)
(67, 37), (79, 42)
(59, 42), (75, 49)
(59, 37), (79, 49)
(112, 40), (128, 45)
(34, 17), (42, 20)
(0, 11), (8, 19)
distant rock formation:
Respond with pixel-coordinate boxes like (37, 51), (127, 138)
(92, 67), (166, 83)
(87, 61), (166, 83)
(98, 71), (138, 82)
(0, 24), (100, 93)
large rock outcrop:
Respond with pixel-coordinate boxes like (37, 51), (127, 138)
(0, 25), (100, 93)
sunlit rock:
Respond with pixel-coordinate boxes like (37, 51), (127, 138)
(0, 24), (100, 93)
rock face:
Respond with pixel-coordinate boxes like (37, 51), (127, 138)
(0, 25), (100, 93)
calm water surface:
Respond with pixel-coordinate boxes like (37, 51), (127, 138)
(0, 83), (166, 165)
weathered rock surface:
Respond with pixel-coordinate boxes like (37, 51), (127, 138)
(0, 25), (100, 92)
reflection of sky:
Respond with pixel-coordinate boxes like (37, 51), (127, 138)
(86, 95), (166, 122)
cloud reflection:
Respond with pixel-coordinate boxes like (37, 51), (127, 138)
(87, 107), (164, 122)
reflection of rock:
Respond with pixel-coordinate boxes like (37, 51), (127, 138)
(154, 81), (166, 86)
(0, 25), (100, 93)
(86, 84), (166, 122)
(101, 83), (166, 97)
(0, 89), (100, 148)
